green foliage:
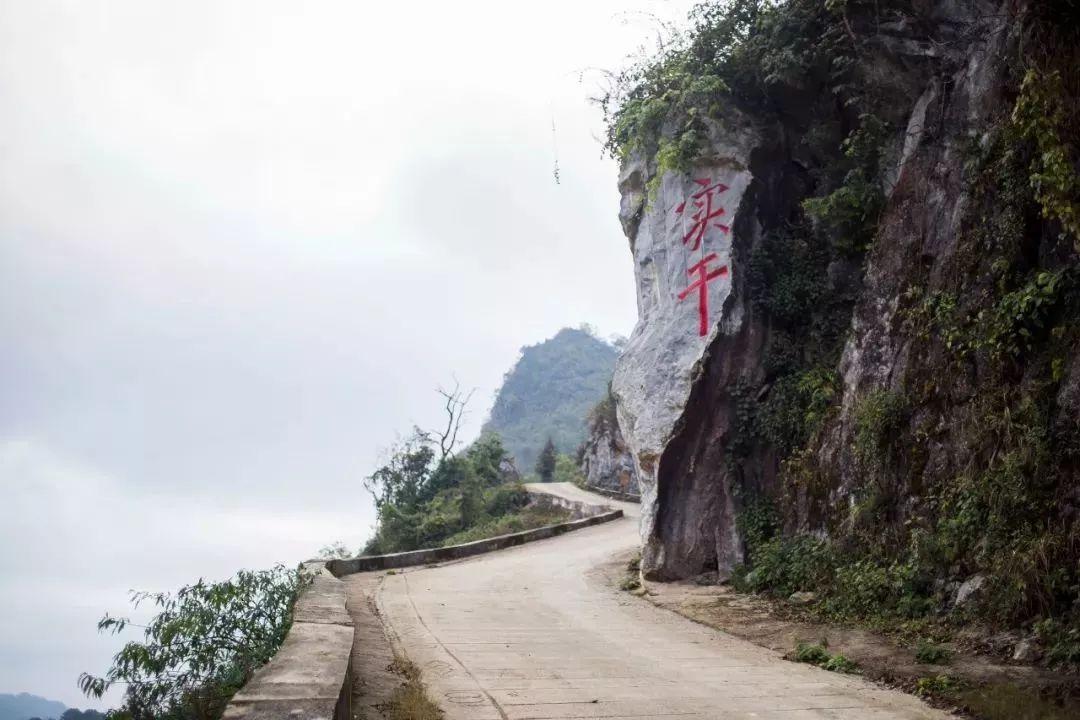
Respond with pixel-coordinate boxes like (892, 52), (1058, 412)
(735, 496), (779, 560)
(80, 566), (302, 720)
(793, 642), (859, 673)
(535, 437), (557, 483)
(1012, 69), (1080, 246)
(482, 327), (617, 471)
(601, 0), (857, 161)
(736, 535), (835, 599)
(316, 541), (354, 560)
(552, 453), (586, 487)
(983, 269), (1071, 359)
(436, 501), (570, 547)
(822, 556), (931, 621)
(793, 641), (831, 665)
(803, 114), (889, 255)
(1035, 619), (1080, 666)
(853, 390), (907, 471)
(915, 675), (963, 698)
(822, 653), (859, 674)
(363, 425), (574, 554)
(915, 639), (950, 665)
(761, 367), (839, 454)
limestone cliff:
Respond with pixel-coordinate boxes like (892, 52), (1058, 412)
(605, 0), (1080, 642)
(579, 389), (640, 495)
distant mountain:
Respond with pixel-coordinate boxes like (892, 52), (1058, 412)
(482, 327), (619, 472)
(0, 694), (65, 720)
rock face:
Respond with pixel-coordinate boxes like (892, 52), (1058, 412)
(609, 0), (1080, 595)
(611, 117), (760, 579)
(579, 392), (639, 495)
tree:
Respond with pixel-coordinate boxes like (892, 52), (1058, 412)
(552, 453), (586, 486)
(364, 383), (474, 513)
(536, 437), (557, 482)
(80, 566), (303, 720)
(316, 541), (353, 560)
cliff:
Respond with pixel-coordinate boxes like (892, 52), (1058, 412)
(604, 0), (1080, 650)
(578, 387), (640, 495)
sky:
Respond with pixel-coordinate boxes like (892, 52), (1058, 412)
(0, 0), (698, 710)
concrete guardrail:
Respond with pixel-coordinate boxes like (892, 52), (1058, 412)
(223, 562), (353, 720)
(582, 485), (642, 503)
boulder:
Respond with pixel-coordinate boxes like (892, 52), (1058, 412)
(954, 575), (987, 608)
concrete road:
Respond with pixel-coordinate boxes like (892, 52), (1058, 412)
(363, 483), (945, 720)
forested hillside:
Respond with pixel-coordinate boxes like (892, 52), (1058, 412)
(482, 327), (618, 471)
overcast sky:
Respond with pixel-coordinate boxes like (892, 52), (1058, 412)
(0, 0), (697, 710)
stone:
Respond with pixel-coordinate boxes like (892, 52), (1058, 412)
(954, 575), (986, 608)
(788, 591), (818, 606)
(1012, 638), (1040, 663)
(579, 393), (640, 495)
(611, 112), (761, 581)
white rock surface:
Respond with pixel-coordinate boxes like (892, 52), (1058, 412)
(611, 121), (760, 567)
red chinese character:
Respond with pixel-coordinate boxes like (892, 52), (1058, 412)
(677, 253), (729, 336)
(675, 178), (731, 250)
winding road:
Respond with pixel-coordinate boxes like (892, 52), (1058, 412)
(346, 484), (945, 720)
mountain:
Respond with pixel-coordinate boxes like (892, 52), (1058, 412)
(482, 327), (618, 472)
(0, 694), (65, 720)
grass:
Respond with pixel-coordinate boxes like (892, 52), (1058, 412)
(959, 683), (1080, 720)
(437, 505), (571, 547)
(792, 642), (860, 674)
(914, 638), (950, 665)
(915, 674), (964, 698)
(385, 657), (444, 720)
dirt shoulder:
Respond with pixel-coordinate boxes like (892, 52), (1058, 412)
(595, 550), (1079, 720)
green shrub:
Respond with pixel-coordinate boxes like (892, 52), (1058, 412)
(793, 643), (859, 674)
(853, 390), (907, 471)
(822, 653), (859, 674)
(80, 566), (302, 720)
(1012, 69), (1080, 246)
(1035, 619), (1080, 665)
(915, 675), (963, 698)
(794, 642), (831, 665)
(914, 639), (950, 665)
(739, 535), (835, 598)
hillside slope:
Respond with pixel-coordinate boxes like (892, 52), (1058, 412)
(482, 327), (617, 471)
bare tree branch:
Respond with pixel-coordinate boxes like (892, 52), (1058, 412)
(431, 379), (475, 461)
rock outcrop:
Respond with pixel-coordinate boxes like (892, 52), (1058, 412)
(579, 390), (639, 496)
(607, 0), (1080, 614)
(612, 116), (760, 579)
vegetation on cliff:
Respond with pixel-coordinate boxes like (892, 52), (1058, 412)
(79, 566), (302, 720)
(481, 327), (618, 471)
(605, 0), (1080, 667)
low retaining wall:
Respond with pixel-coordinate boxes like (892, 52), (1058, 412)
(583, 485), (642, 503)
(327, 497), (621, 575)
(223, 563), (353, 720)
